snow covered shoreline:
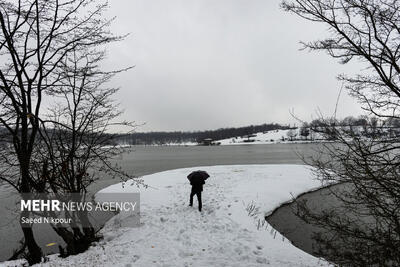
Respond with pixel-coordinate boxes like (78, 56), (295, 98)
(121, 129), (328, 146)
(2, 165), (329, 267)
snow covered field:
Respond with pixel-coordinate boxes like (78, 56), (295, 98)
(156, 129), (324, 146)
(166, 128), (375, 146)
(2, 165), (329, 267)
(217, 129), (323, 145)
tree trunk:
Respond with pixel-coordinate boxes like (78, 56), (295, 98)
(20, 157), (43, 265)
(20, 210), (42, 265)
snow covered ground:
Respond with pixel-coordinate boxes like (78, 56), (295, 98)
(218, 129), (323, 145)
(1, 165), (329, 267)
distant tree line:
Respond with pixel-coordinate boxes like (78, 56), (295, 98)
(292, 116), (400, 142)
(115, 123), (289, 145)
(3, 116), (399, 148)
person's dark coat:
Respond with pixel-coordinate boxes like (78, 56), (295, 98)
(190, 179), (205, 193)
(189, 179), (205, 211)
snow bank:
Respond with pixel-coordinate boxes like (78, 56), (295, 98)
(1, 165), (329, 267)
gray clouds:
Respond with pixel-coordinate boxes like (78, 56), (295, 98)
(104, 0), (362, 131)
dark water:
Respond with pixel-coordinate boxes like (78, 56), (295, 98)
(267, 183), (375, 263)
(266, 184), (345, 256)
(0, 143), (320, 261)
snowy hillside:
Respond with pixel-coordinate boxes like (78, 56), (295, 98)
(2, 165), (328, 267)
(217, 129), (323, 145)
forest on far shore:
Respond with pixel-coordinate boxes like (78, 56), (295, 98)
(115, 123), (288, 145)
(115, 115), (400, 145)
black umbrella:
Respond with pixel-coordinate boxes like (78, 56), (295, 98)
(187, 170), (210, 183)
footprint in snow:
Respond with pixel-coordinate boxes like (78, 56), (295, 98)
(256, 257), (269, 264)
(253, 250), (262, 255)
(131, 255), (140, 263)
(179, 251), (194, 257)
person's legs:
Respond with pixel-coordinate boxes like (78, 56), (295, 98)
(189, 190), (195, 206)
(197, 192), (202, 212)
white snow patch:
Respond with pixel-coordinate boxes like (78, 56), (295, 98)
(2, 165), (330, 267)
(217, 129), (324, 145)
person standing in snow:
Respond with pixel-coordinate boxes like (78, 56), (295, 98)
(189, 179), (204, 212)
(187, 170), (209, 212)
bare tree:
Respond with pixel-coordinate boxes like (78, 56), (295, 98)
(299, 122), (310, 140)
(0, 0), (126, 263)
(282, 0), (400, 265)
(27, 47), (139, 257)
(286, 128), (298, 141)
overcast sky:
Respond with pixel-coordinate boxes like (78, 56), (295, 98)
(104, 0), (362, 132)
